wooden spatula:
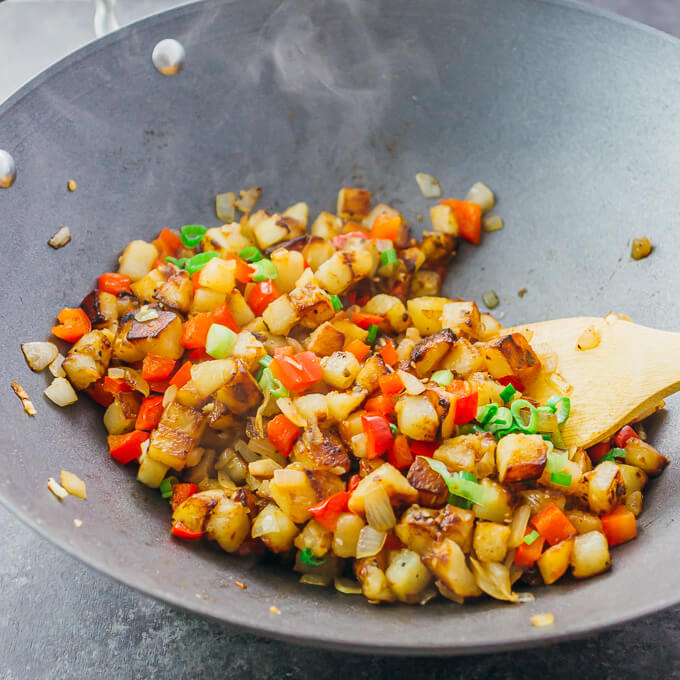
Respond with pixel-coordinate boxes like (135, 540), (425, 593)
(507, 315), (677, 449)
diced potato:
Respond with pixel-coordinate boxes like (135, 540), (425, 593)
(153, 270), (193, 314)
(294, 519), (333, 557)
(355, 354), (388, 392)
(303, 237), (335, 272)
(172, 489), (221, 532)
(409, 270), (442, 298)
(326, 389), (367, 423)
(315, 250), (374, 295)
(583, 461), (625, 514)
(289, 279), (335, 328)
(385, 548), (433, 603)
(147, 402), (207, 470)
(536, 538), (573, 584)
(331, 319), (369, 346)
(422, 538), (481, 598)
(332, 512), (365, 558)
(321, 351), (361, 390)
(538, 458), (584, 494)
(262, 294), (299, 336)
(406, 457), (449, 508)
(467, 373), (505, 407)
(617, 463), (648, 495)
(423, 387), (457, 439)
(354, 557), (396, 603)
(395, 394), (439, 441)
(270, 249), (305, 293)
(472, 479), (514, 523)
(434, 436), (475, 475)
(400, 247), (426, 274)
(251, 503), (299, 553)
(118, 240), (158, 281)
(253, 213), (289, 250)
(482, 333), (541, 384)
(63, 330), (113, 389)
(407, 297), (449, 335)
(337, 410), (365, 444)
(624, 438), (669, 476)
(410, 328), (456, 377)
(201, 223), (251, 257)
(310, 211), (343, 240)
(115, 311), (184, 361)
(348, 463), (418, 516)
(438, 504), (476, 553)
(197, 257), (236, 294)
(205, 497), (251, 552)
(420, 232), (456, 265)
(137, 451), (169, 488)
(496, 434), (547, 483)
(439, 338), (485, 377)
(293, 394), (329, 426)
(226, 289), (255, 327)
(80, 289), (118, 327)
(565, 509), (603, 535)
(186, 359), (235, 398)
(103, 391), (141, 434)
(429, 204), (459, 236)
(363, 294), (410, 333)
(213, 360), (262, 415)
(231, 332), (266, 372)
(395, 505), (440, 555)
(282, 201), (309, 228)
(130, 268), (168, 304)
(519, 488), (566, 515)
(190, 287), (226, 314)
(472, 521), (511, 563)
(337, 187), (371, 218)
(305, 321), (345, 356)
(440, 301), (481, 339)
(571, 531), (611, 579)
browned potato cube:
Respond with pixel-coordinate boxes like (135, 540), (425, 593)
(496, 433), (547, 483)
(214, 360), (262, 415)
(472, 521), (511, 563)
(153, 270), (193, 314)
(435, 433), (497, 478)
(438, 504), (476, 553)
(395, 394), (440, 441)
(354, 557), (396, 603)
(290, 429), (351, 475)
(583, 461), (626, 514)
(423, 387), (456, 439)
(311, 211), (343, 240)
(537, 538), (574, 584)
(406, 457), (449, 508)
(289, 280), (335, 329)
(482, 332), (541, 384)
(305, 321), (345, 356)
(337, 187), (371, 218)
(355, 353), (388, 392)
(441, 301), (481, 339)
(624, 438), (669, 476)
(348, 463), (418, 516)
(303, 237), (336, 272)
(439, 338), (485, 377)
(422, 538), (481, 598)
(103, 391), (142, 435)
(410, 328), (456, 377)
(420, 231), (456, 265)
(395, 505), (440, 555)
(148, 402), (207, 470)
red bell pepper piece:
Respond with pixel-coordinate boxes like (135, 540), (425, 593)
(362, 413), (394, 459)
(223, 252), (254, 284)
(308, 491), (351, 531)
(530, 503), (577, 546)
(270, 351), (322, 393)
(378, 372), (404, 396)
(447, 380), (479, 424)
(107, 430), (150, 464)
(190, 270), (202, 292)
(378, 340), (399, 367)
(170, 483), (198, 511)
(85, 379), (114, 407)
(388, 435), (414, 470)
(364, 394), (394, 416)
(409, 440), (439, 457)
(587, 439), (612, 465)
(135, 395), (164, 431)
(498, 375), (525, 392)
(52, 307), (91, 343)
(247, 280), (281, 316)
(351, 312), (385, 329)
(514, 528), (545, 567)
(102, 376), (133, 396)
(370, 215), (401, 241)
(614, 425), (639, 449)
(141, 354), (176, 382)
(440, 198), (482, 245)
(267, 414), (301, 456)
(273, 346), (295, 359)
(169, 360), (193, 388)
(211, 301), (239, 333)
(347, 474), (361, 493)
(148, 379), (171, 394)
(170, 521), (203, 540)
(181, 313), (213, 349)
(383, 533), (404, 551)
(187, 348), (211, 361)
(601, 505), (637, 546)
(345, 339), (370, 362)
(98, 272), (132, 295)
(157, 227), (182, 254)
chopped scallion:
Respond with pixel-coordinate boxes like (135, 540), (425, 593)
(476, 403), (498, 426)
(299, 548), (325, 567)
(524, 530), (540, 545)
(251, 258), (278, 282)
(510, 399), (538, 434)
(546, 396), (571, 424)
(550, 471), (572, 487)
(205, 323), (237, 359)
(431, 369), (454, 387)
(366, 324), (379, 345)
(546, 450), (568, 473)
(330, 294), (343, 311)
(180, 224), (207, 248)
(185, 251), (220, 275)
(159, 476), (177, 499)
(499, 383), (517, 403)
(259, 367), (289, 399)
(486, 406), (513, 433)
(239, 246), (263, 263)
(165, 256), (187, 269)
(380, 248), (398, 266)
(599, 447), (627, 464)
(423, 458), (493, 506)
(259, 355), (273, 368)
(390, 423), (397, 436)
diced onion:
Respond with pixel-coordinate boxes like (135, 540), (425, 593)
(134, 306), (160, 323)
(47, 477), (68, 500)
(334, 577), (363, 595)
(415, 172), (442, 199)
(234, 439), (261, 463)
(162, 384), (177, 407)
(418, 587), (439, 606)
(60, 470), (87, 499)
(248, 437), (278, 457)
(576, 326), (600, 351)
(363, 484), (396, 531)
(217, 469), (237, 490)
(435, 580), (464, 604)
(397, 369), (425, 395)
(49, 353), (66, 378)
(482, 215), (504, 232)
(108, 367), (150, 397)
(516, 591), (536, 604)
(465, 182), (495, 214)
(277, 397), (306, 428)
(531, 613), (554, 627)
(21, 341), (59, 372)
(300, 573), (332, 587)
(44, 378), (78, 406)
(248, 458), (281, 479)
(469, 558), (518, 602)
(547, 371), (572, 395)
(48, 226), (71, 249)
(508, 505), (531, 548)
(355, 526), (387, 559)
(251, 508), (289, 538)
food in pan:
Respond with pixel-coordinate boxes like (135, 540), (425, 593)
(29, 184), (669, 605)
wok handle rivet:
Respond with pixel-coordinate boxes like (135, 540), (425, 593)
(0, 149), (16, 188)
(152, 39), (186, 76)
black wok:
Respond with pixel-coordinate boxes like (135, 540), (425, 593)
(1, 0), (679, 655)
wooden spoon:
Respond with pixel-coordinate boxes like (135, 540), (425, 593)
(508, 315), (676, 449)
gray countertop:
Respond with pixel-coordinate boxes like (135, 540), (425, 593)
(1, 1), (679, 678)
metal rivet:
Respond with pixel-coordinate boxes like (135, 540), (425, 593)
(0, 149), (16, 188)
(152, 39), (186, 76)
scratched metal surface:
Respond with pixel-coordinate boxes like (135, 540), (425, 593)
(1, 0), (679, 676)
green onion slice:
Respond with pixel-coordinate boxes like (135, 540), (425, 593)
(550, 428), (566, 449)
(476, 403), (498, 426)
(487, 406), (513, 433)
(205, 323), (237, 359)
(366, 324), (379, 345)
(546, 449), (568, 474)
(251, 258), (279, 282)
(499, 383), (517, 403)
(432, 369), (454, 387)
(390, 423), (397, 436)
(165, 256), (187, 269)
(380, 248), (398, 266)
(185, 251), (220, 275)
(550, 471), (572, 487)
(510, 399), (538, 434)
(239, 246), (263, 263)
(259, 367), (289, 399)
(299, 548), (325, 567)
(423, 458), (494, 506)
(523, 530), (540, 545)
(259, 355), (273, 368)
(546, 396), (571, 424)
(330, 294), (343, 311)
(599, 447), (627, 464)
(159, 476), (177, 499)
(180, 224), (207, 248)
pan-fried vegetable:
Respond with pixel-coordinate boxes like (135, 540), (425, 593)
(37, 184), (668, 607)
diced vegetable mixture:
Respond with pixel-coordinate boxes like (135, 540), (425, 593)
(30, 184), (669, 605)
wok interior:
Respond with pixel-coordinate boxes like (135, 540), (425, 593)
(1, 0), (679, 653)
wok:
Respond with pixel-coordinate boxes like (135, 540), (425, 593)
(1, 0), (679, 656)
